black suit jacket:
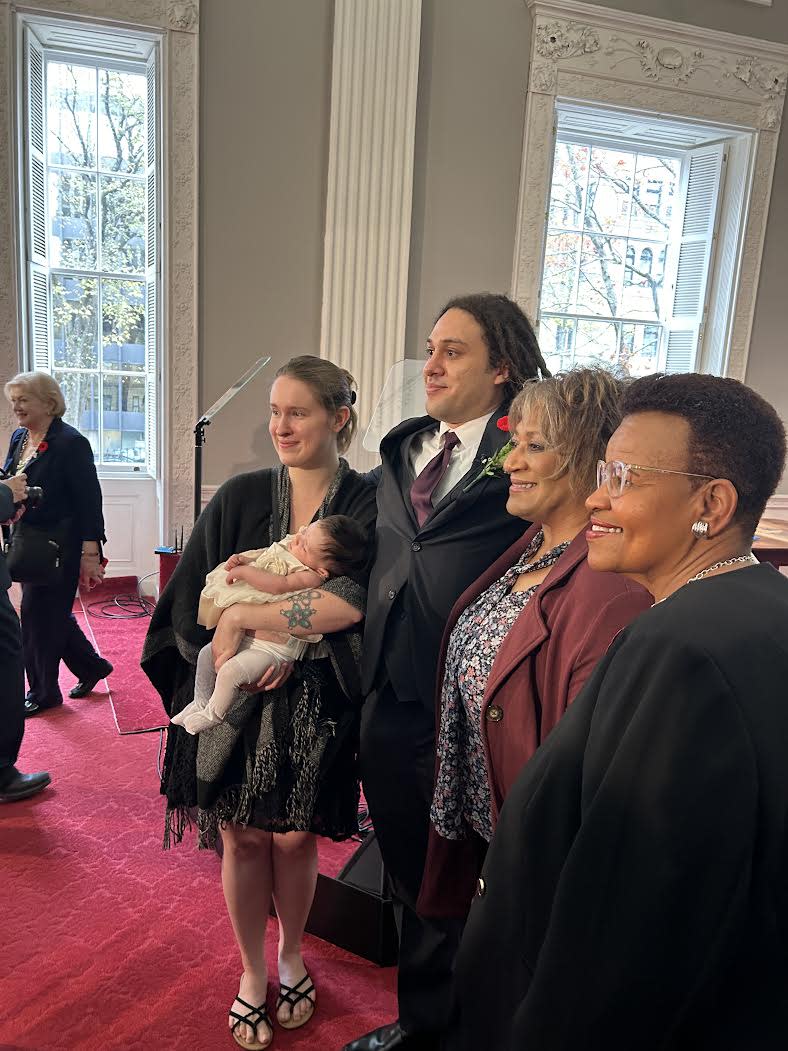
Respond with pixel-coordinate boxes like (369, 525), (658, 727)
(0, 484), (14, 590)
(449, 563), (788, 1051)
(362, 407), (528, 707)
(3, 417), (105, 548)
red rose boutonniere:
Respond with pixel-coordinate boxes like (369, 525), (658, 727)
(463, 415), (515, 491)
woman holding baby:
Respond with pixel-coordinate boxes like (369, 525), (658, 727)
(142, 356), (376, 1049)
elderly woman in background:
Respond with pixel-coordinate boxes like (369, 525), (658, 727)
(4, 372), (109, 717)
(447, 372), (788, 1051)
(418, 368), (651, 919)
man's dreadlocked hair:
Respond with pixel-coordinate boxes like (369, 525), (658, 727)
(435, 292), (550, 403)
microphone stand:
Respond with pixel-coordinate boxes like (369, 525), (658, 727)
(193, 355), (271, 523)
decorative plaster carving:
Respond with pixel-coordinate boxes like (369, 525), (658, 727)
(761, 104), (781, 129)
(530, 62), (557, 93)
(726, 56), (787, 99)
(18, 0), (165, 26)
(168, 0), (198, 32)
(513, 4), (788, 385)
(605, 36), (712, 86)
(535, 20), (599, 60)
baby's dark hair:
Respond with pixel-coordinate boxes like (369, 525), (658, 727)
(319, 515), (369, 576)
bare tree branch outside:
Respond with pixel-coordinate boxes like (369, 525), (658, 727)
(47, 61), (148, 465)
(539, 141), (679, 377)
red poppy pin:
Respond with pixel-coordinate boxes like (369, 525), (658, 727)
(37, 440), (48, 453)
(496, 416), (510, 432)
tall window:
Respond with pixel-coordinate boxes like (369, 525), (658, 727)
(539, 127), (726, 377)
(22, 28), (159, 472)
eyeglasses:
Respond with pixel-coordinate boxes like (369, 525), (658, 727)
(596, 459), (716, 499)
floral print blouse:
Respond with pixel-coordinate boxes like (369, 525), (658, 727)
(430, 530), (570, 842)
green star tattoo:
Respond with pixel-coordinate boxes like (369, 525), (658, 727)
(280, 590), (321, 631)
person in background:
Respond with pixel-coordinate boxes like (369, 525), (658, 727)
(143, 356), (376, 1050)
(447, 373), (788, 1051)
(344, 293), (550, 1051)
(3, 372), (110, 717)
(418, 369), (651, 919)
(0, 470), (50, 801)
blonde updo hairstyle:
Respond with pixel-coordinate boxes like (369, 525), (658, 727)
(508, 367), (625, 497)
(4, 371), (66, 418)
(275, 355), (358, 454)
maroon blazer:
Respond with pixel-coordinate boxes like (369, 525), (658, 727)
(417, 522), (652, 917)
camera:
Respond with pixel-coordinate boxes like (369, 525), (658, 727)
(20, 486), (43, 509)
(0, 467), (43, 509)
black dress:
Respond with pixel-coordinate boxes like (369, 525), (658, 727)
(141, 460), (377, 846)
(447, 563), (788, 1051)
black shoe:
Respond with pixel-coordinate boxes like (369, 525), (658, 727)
(24, 697), (63, 717)
(342, 1022), (432, 1051)
(0, 767), (51, 802)
(69, 659), (113, 699)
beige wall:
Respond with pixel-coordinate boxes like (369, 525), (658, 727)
(199, 0), (788, 485)
(199, 0), (332, 483)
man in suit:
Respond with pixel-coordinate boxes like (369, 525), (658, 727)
(343, 293), (550, 1051)
(0, 472), (50, 802)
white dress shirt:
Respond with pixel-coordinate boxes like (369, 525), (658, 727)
(409, 412), (495, 508)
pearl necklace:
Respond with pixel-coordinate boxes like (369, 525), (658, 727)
(655, 553), (758, 604)
(15, 430), (46, 475)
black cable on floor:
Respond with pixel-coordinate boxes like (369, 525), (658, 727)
(86, 571), (157, 619)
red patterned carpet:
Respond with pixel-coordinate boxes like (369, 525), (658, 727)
(1, 588), (396, 1050)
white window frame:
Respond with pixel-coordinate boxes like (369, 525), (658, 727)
(0, 1), (199, 542)
(537, 117), (742, 376)
(513, 0), (788, 382)
(19, 30), (160, 476)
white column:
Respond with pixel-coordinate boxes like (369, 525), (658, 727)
(321, 0), (422, 470)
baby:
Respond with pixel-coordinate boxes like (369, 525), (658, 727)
(172, 515), (368, 734)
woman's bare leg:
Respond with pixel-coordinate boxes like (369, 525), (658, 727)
(221, 823), (274, 1047)
(271, 830), (318, 1024)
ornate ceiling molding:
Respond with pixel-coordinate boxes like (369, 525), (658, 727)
(9, 0), (198, 32)
(513, 0), (788, 384)
(525, 2), (788, 132)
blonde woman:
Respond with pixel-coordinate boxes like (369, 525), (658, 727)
(4, 371), (109, 716)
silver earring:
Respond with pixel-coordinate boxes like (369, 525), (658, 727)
(691, 520), (709, 539)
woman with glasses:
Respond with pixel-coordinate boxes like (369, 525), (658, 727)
(418, 368), (651, 919)
(446, 372), (788, 1051)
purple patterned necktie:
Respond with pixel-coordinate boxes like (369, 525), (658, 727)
(410, 430), (460, 527)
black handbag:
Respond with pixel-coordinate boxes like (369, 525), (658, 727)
(4, 521), (65, 585)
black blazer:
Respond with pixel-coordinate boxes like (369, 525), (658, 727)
(4, 417), (105, 548)
(449, 563), (788, 1051)
(362, 407), (528, 707)
(0, 483), (14, 590)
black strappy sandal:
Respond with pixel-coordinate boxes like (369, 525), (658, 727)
(276, 972), (316, 1030)
(229, 995), (273, 1050)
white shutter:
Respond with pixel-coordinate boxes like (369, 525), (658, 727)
(144, 50), (158, 476)
(663, 143), (725, 373)
(29, 264), (51, 371)
(25, 29), (51, 370)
